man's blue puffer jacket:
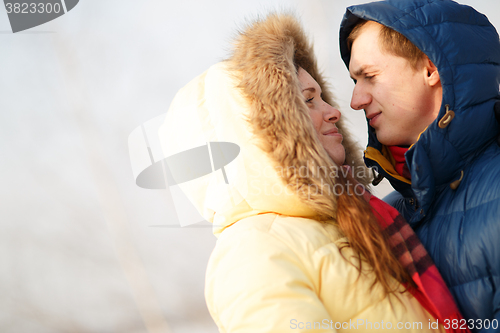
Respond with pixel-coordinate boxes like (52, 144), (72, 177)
(340, 0), (500, 330)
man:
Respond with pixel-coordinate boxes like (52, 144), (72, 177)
(339, 0), (500, 329)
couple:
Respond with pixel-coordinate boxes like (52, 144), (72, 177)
(160, 0), (500, 332)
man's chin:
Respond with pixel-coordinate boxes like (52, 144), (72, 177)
(376, 132), (403, 147)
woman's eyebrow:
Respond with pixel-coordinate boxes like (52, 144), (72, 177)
(302, 87), (316, 93)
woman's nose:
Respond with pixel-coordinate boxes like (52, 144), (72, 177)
(323, 102), (341, 123)
(350, 83), (371, 110)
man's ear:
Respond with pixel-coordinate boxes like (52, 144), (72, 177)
(424, 56), (440, 87)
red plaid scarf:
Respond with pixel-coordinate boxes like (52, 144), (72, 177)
(368, 193), (469, 332)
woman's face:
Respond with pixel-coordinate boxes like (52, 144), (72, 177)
(298, 67), (345, 165)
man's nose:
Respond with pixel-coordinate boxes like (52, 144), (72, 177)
(350, 83), (371, 110)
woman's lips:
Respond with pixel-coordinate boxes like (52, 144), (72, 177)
(323, 129), (343, 138)
(326, 133), (343, 138)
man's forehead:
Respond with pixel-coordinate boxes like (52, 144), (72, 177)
(349, 44), (378, 75)
(348, 22), (383, 75)
(350, 21), (382, 52)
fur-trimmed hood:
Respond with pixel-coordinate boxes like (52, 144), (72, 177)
(159, 13), (369, 235)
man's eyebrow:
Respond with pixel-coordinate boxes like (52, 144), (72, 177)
(350, 65), (371, 79)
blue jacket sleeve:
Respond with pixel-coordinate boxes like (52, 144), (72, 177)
(383, 190), (414, 223)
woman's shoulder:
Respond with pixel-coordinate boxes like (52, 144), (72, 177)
(206, 213), (351, 292)
(217, 213), (345, 256)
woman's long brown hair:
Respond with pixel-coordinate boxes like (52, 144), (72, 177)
(335, 173), (416, 295)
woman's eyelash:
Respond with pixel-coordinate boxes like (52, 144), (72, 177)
(306, 97), (314, 103)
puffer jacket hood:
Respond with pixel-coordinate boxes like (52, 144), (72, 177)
(159, 13), (370, 236)
(340, 0), (500, 220)
(340, 0), (500, 326)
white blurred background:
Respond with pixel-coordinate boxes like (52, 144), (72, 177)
(1, 1), (498, 332)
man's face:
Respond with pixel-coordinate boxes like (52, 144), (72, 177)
(349, 21), (440, 146)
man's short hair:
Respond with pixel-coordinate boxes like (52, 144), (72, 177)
(347, 19), (425, 70)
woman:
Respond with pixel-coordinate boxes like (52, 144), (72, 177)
(159, 14), (465, 332)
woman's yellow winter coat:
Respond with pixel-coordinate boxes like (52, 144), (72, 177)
(159, 14), (445, 333)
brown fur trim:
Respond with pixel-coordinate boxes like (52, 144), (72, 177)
(229, 13), (371, 220)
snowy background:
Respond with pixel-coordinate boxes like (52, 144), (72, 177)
(1, 0), (499, 332)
